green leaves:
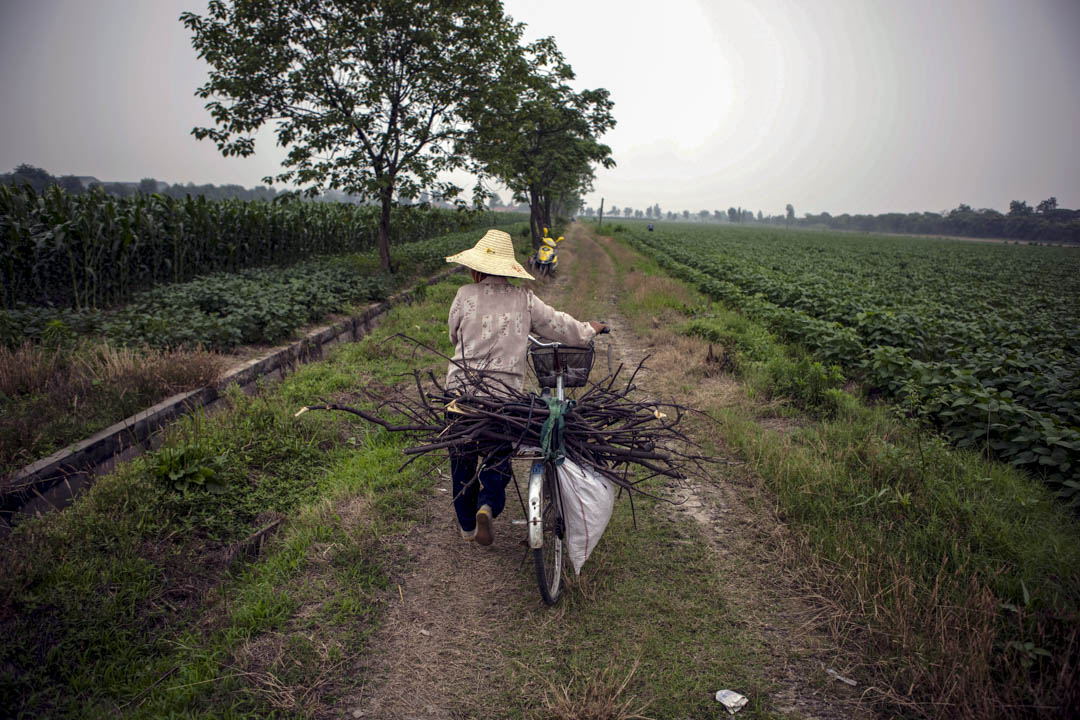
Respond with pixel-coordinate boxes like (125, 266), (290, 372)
(628, 224), (1080, 504)
(0, 184), (501, 311)
(461, 35), (615, 247)
(102, 263), (389, 351)
(3, 221), (526, 353)
(183, 0), (523, 271)
(152, 443), (227, 494)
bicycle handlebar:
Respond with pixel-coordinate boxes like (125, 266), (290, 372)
(527, 325), (610, 349)
(527, 335), (560, 348)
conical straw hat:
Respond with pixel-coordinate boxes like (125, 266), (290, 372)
(445, 229), (534, 280)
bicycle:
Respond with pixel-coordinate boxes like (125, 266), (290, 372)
(522, 330), (607, 605)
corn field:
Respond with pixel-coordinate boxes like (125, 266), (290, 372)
(0, 185), (516, 310)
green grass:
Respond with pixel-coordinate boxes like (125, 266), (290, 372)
(0, 276), (468, 719)
(493, 498), (785, 719)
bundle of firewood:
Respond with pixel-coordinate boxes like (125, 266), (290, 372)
(296, 337), (722, 497)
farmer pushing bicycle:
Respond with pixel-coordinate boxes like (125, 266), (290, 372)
(444, 229), (606, 546)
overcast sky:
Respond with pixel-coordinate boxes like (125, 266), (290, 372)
(1, 0), (1077, 216)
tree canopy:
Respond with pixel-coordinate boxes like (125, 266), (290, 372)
(182, 0), (519, 271)
(461, 37), (615, 248)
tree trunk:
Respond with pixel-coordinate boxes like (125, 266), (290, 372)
(378, 184), (394, 273)
(529, 186), (543, 251)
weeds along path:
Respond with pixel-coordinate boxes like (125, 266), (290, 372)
(348, 225), (873, 719)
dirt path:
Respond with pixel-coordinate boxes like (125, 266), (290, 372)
(345, 226), (872, 719)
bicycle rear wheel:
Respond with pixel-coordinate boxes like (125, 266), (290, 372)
(533, 462), (563, 605)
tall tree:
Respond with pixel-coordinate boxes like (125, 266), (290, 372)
(463, 37), (614, 249)
(6, 164), (56, 192)
(182, 0), (517, 272)
(1008, 200), (1033, 217)
(57, 175), (86, 194)
(785, 203), (794, 227)
(1037, 197), (1058, 214)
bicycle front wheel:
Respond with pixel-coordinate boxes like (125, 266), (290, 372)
(533, 461), (563, 605)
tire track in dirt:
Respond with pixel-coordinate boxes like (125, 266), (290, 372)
(344, 478), (537, 719)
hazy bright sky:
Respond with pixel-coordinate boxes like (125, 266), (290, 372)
(1, 0), (1077, 216)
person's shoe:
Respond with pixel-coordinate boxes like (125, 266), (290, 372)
(475, 505), (494, 546)
(460, 526), (477, 542)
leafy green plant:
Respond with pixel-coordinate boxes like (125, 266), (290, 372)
(40, 318), (75, 351)
(625, 224), (1080, 500)
(152, 444), (227, 494)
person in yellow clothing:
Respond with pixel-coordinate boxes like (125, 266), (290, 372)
(444, 229), (605, 545)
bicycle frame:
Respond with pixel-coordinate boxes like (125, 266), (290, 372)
(522, 332), (604, 604)
(526, 458), (548, 550)
(525, 335), (564, 551)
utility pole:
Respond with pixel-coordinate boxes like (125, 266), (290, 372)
(598, 198), (604, 227)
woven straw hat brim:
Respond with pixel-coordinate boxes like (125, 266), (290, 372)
(446, 229), (535, 280)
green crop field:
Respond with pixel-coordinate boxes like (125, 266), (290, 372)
(622, 223), (1080, 501)
(0, 185), (522, 311)
(0, 186), (529, 477)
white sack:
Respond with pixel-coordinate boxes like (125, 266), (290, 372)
(557, 458), (615, 575)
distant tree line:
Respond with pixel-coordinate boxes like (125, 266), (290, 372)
(0, 163), (282, 202)
(583, 203), (763, 225)
(583, 196), (1079, 243)
(793, 199), (1079, 244)
(0, 163), (518, 209)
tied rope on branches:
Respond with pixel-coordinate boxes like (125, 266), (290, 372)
(294, 335), (729, 502)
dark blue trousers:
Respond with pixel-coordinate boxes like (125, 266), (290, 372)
(450, 444), (514, 532)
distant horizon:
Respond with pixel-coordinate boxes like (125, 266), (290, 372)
(4, 161), (1071, 220)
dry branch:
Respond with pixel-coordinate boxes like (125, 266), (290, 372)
(297, 335), (727, 498)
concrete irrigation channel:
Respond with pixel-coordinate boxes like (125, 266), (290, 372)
(0, 267), (465, 536)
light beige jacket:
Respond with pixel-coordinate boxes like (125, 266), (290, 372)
(447, 276), (596, 392)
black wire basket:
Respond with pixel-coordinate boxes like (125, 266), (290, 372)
(529, 344), (595, 388)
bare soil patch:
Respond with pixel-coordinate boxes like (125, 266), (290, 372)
(344, 468), (542, 719)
